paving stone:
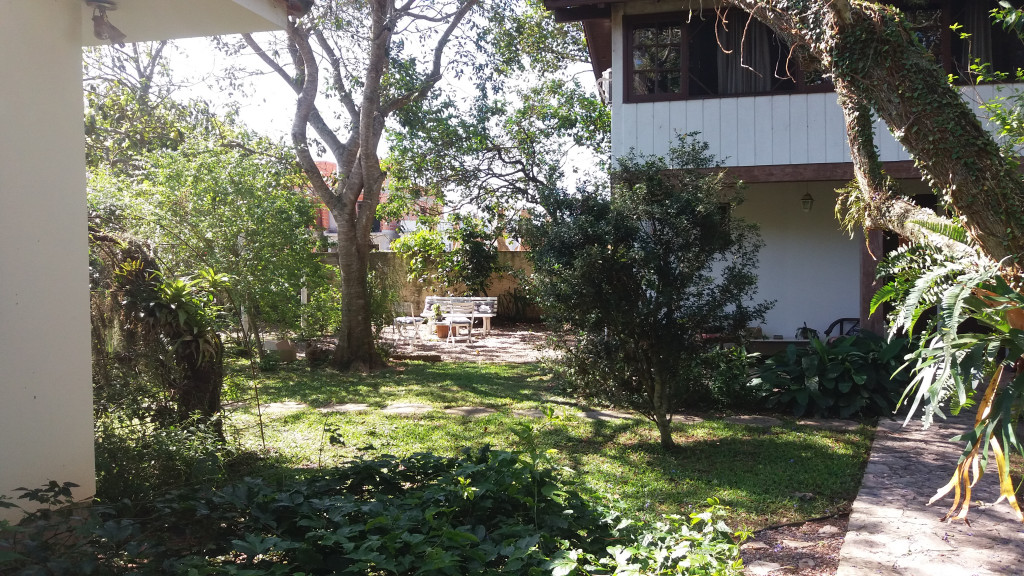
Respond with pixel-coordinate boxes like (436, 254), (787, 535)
(782, 539), (815, 549)
(797, 558), (816, 570)
(261, 401), (308, 413)
(837, 417), (1024, 576)
(513, 409), (546, 419)
(745, 561), (783, 575)
(670, 414), (705, 424)
(816, 525), (841, 536)
(796, 418), (862, 431)
(380, 402), (432, 415)
(318, 403), (370, 413)
(444, 406), (497, 417)
(742, 541), (770, 550)
(579, 410), (633, 421)
(723, 415), (782, 427)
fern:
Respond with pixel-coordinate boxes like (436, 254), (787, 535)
(907, 219), (970, 245)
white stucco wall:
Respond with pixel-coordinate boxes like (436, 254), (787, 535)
(0, 0), (286, 524)
(1, 0), (96, 520)
(733, 183), (861, 338)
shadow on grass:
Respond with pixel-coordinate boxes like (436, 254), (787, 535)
(534, 418), (873, 525)
(228, 361), (555, 409)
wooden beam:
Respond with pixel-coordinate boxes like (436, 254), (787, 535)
(719, 160), (920, 183)
(543, 0), (617, 8)
(551, 5), (611, 22)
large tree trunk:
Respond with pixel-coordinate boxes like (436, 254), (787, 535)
(175, 337), (225, 435)
(331, 205), (384, 371)
(727, 0), (1024, 280)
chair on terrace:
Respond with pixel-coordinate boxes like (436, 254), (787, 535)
(440, 302), (475, 344)
(393, 302), (424, 345)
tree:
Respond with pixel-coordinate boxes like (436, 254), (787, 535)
(89, 221), (228, 428)
(714, 0), (1024, 521)
(525, 136), (771, 449)
(386, 0), (609, 236)
(89, 136), (330, 356)
(237, 1), (489, 371)
(84, 41), (230, 174)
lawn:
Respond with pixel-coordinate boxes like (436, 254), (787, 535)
(222, 359), (874, 531)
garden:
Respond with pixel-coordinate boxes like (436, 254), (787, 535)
(5, 1), (1024, 573)
(2, 135), (909, 576)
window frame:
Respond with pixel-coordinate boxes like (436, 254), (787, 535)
(623, 14), (688, 103)
(622, 11), (830, 103)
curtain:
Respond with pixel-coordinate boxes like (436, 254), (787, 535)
(961, 0), (993, 69)
(716, 13), (772, 95)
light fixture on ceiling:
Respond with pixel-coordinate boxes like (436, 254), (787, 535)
(284, 0), (315, 18)
(87, 0), (127, 47)
(801, 193), (814, 213)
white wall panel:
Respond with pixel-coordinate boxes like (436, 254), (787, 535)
(754, 97), (773, 165)
(684, 99), (705, 140)
(771, 95), (791, 165)
(654, 102), (673, 158)
(806, 94), (829, 164)
(736, 99), (757, 165)
(718, 98), (739, 164)
(701, 98), (722, 159)
(824, 94), (849, 163)
(635, 102), (656, 157)
(789, 94), (809, 164)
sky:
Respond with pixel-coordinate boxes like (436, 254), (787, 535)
(168, 33), (505, 163)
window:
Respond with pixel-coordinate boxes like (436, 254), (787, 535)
(624, 11), (814, 102)
(948, 0), (1024, 80)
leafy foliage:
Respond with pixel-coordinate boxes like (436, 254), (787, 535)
(391, 214), (499, 296)
(758, 333), (914, 419)
(526, 135), (771, 448)
(1, 449), (745, 575)
(869, 211), (1024, 520)
(89, 137), (329, 353)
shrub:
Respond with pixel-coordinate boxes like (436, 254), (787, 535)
(526, 134), (771, 448)
(94, 414), (230, 507)
(1, 448), (746, 575)
(757, 332), (913, 418)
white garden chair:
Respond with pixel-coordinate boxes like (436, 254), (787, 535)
(392, 302), (424, 345)
(439, 301), (475, 344)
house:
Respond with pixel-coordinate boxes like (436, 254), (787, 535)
(543, 0), (1022, 339)
(0, 0), (290, 522)
(311, 161), (415, 251)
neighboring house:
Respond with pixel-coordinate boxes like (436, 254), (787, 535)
(312, 161), (427, 251)
(0, 0), (289, 522)
(544, 0), (1022, 338)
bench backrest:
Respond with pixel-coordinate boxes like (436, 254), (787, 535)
(422, 296), (497, 316)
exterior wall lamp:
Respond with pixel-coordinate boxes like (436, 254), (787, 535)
(87, 1), (126, 46)
(801, 192), (814, 213)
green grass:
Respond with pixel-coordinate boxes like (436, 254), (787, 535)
(222, 359), (873, 530)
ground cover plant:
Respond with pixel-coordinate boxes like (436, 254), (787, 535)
(1, 451), (744, 575)
(222, 360), (872, 529)
(758, 332), (914, 418)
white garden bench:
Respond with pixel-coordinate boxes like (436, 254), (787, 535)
(420, 296), (498, 335)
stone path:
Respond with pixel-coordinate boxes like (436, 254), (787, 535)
(837, 416), (1024, 576)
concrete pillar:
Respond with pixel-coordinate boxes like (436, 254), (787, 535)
(0, 0), (95, 520)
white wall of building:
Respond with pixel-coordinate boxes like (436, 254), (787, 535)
(609, 2), (1014, 163)
(0, 0), (285, 523)
(734, 183), (861, 338)
(0, 0), (96, 520)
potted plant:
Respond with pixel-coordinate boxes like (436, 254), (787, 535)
(432, 303), (449, 339)
(795, 322), (819, 340)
